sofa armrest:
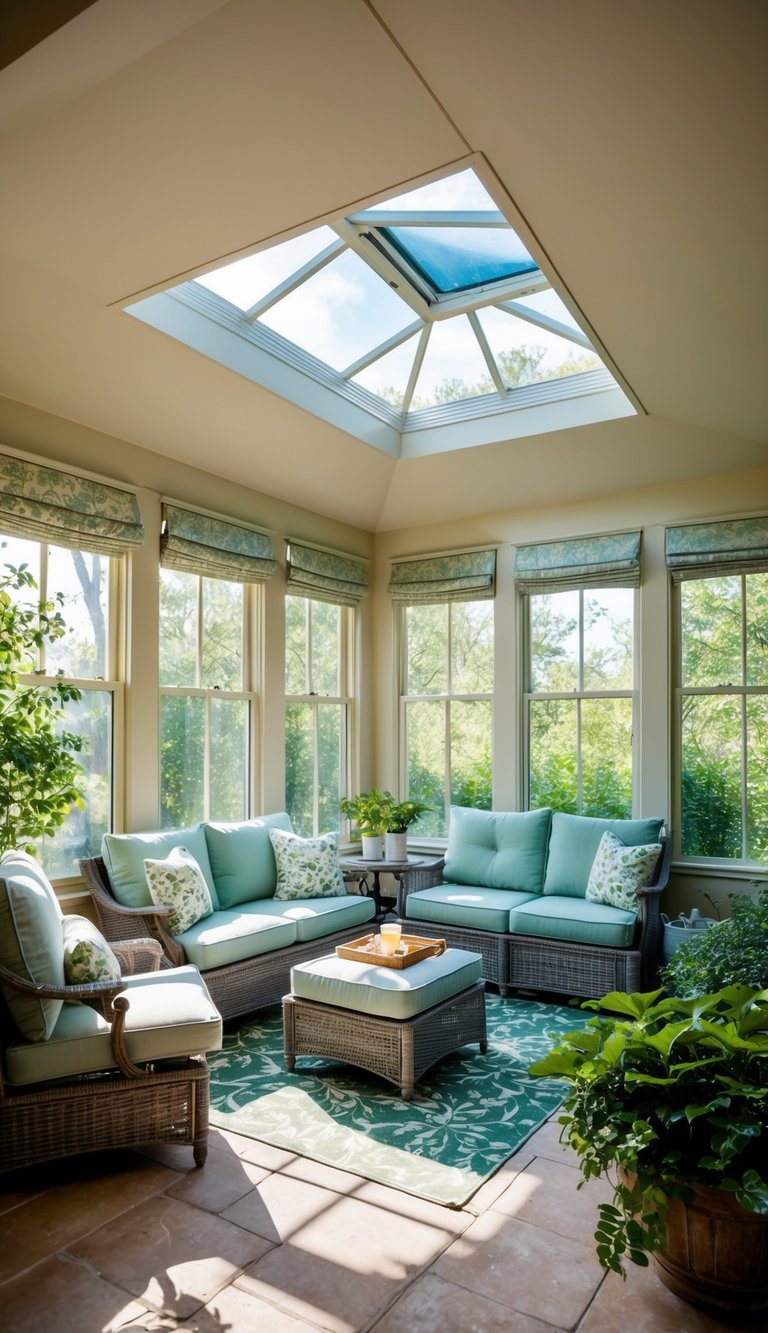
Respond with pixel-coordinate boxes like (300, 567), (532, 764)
(112, 938), (164, 975)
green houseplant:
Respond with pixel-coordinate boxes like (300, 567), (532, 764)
(340, 788), (394, 859)
(661, 887), (768, 996)
(0, 559), (85, 855)
(530, 985), (768, 1314)
(383, 798), (431, 860)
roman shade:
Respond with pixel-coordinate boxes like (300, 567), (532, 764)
(160, 503), (277, 582)
(286, 542), (368, 606)
(665, 516), (768, 581)
(514, 531), (641, 593)
(388, 549), (496, 603)
(0, 451), (143, 556)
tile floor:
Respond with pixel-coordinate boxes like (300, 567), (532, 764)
(0, 1112), (753, 1332)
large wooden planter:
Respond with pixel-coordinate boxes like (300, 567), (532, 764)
(653, 1182), (768, 1314)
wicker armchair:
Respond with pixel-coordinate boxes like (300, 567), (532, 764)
(0, 918), (221, 1175)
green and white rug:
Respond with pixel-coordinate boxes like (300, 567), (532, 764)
(208, 993), (589, 1207)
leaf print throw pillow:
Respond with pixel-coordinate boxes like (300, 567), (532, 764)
(585, 831), (661, 912)
(62, 915), (121, 985)
(144, 846), (213, 935)
(269, 828), (346, 901)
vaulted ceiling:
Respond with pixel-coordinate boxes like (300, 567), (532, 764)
(0, 0), (766, 532)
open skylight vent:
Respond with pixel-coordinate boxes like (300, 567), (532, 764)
(126, 164), (636, 455)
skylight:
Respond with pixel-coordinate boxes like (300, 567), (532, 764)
(125, 163), (636, 455)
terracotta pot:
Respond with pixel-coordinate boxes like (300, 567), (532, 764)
(653, 1182), (768, 1314)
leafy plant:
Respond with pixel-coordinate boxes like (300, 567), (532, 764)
(661, 889), (768, 996)
(385, 798), (431, 833)
(0, 560), (85, 854)
(530, 986), (768, 1276)
(339, 788), (394, 837)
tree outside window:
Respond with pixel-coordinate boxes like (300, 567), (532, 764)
(285, 596), (348, 837)
(526, 587), (634, 818)
(2, 531), (116, 877)
(677, 572), (768, 861)
(402, 600), (493, 837)
(159, 569), (252, 826)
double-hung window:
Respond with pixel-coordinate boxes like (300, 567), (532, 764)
(284, 542), (366, 837)
(516, 532), (641, 818)
(668, 518), (768, 862)
(158, 504), (276, 827)
(391, 550), (496, 838)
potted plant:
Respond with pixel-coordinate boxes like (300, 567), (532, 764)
(339, 788), (394, 860)
(530, 985), (768, 1315)
(384, 798), (431, 862)
(661, 886), (768, 995)
(0, 558), (85, 854)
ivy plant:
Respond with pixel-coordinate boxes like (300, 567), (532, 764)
(661, 888), (768, 996)
(530, 986), (768, 1276)
(0, 560), (85, 855)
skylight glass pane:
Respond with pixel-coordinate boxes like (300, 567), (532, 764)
(411, 316), (494, 408)
(194, 226), (337, 311)
(259, 250), (413, 371)
(375, 168), (495, 212)
(477, 307), (602, 387)
(513, 289), (581, 332)
(351, 333), (420, 407)
(384, 225), (537, 295)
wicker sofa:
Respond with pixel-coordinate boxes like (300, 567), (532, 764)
(401, 807), (671, 998)
(80, 813), (377, 1020)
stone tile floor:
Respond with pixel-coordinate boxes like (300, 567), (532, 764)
(0, 1115), (755, 1332)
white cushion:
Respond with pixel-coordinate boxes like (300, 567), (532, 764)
(269, 828), (346, 901)
(585, 831), (660, 911)
(62, 914), (121, 985)
(144, 846), (213, 934)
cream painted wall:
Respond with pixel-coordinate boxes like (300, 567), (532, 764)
(372, 462), (768, 919)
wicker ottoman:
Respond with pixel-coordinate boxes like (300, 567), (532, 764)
(283, 947), (486, 1099)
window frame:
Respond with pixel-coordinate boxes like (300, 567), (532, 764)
(285, 593), (353, 838)
(158, 569), (260, 825)
(398, 597), (495, 841)
(672, 570), (768, 866)
(522, 585), (638, 816)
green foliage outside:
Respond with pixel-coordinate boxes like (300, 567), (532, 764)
(530, 986), (768, 1275)
(661, 888), (768, 995)
(378, 345), (601, 411)
(0, 560), (85, 855)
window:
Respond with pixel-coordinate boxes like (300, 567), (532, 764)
(676, 572), (768, 861)
(159, 569), (254, 826)
(525, 587), (635, 817)
(3, 532), (118, 878)
(285, 596), (350, 836)
(401, 600), (494, 837)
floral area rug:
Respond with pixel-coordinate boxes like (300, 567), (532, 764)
(208, 993), (590, 1207)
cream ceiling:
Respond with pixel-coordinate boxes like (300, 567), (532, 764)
(0, 0), (766, 532)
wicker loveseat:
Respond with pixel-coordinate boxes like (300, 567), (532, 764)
(80, 813), (377, 1020)
(401, 807), (671, 999)
(0, 851), (222, 1174)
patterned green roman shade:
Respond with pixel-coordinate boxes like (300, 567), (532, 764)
(514, 531), (641, 593)
(0, 451), (143, 555)
(665, 516), (768, 581)
(160, 503), (277, 582)
(286, 542), (368, 606)
(388, 549), (496, 603)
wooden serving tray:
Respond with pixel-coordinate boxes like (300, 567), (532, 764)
(336, 933), (446, 968)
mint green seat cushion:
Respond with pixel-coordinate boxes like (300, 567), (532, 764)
(5, 965), (222, 1086)
(243, 893), (375, 942)
(102, 826), (219, 910)
(203, 813), (293, 908)
(509, 896), (638, 948)
(543, 813), (663, 898)
(443, 806), (551, 893)
(405, 885), (537, 933)
(290, 948), (483, 1022)
(0, 859), (64, 1041)
(176, 907), (297, 971)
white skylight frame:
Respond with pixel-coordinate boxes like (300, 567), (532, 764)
(124, 156), (638, 455)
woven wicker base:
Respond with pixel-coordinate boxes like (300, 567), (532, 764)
(0, 1056), (210, 1175)
(283, 980), (487, 1100)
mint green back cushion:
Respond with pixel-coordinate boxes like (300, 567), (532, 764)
(102, 826), (219, 910)
(0, 861), (64, 1041)
(203, 813), (293, 907)
(543, 813), (664, 898)
(443, 806), (552, 893)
